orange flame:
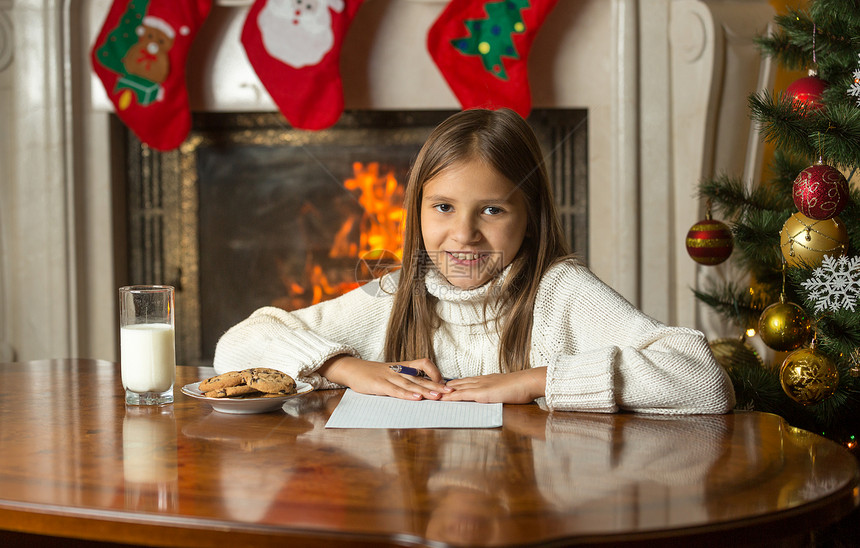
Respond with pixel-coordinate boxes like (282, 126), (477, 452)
(333, 162), (405, 260)
(277, 162), (405, 310)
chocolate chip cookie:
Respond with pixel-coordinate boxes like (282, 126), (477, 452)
(203, 383), (260, 398)
(198, 370), (245, 392)
(241, 368), (296, 395)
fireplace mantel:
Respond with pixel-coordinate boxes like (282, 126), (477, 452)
(0, 0), (774, 362)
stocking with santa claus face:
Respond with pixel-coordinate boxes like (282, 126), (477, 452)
(241, 0), (365, 130)
(91, 0), (211, 151)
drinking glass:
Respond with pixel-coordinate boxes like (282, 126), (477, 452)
(119, 285), (176, 405)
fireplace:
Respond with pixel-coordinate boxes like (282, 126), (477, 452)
(120, 109), (587, 365)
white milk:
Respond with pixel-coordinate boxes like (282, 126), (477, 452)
(121, 323), (176, 393)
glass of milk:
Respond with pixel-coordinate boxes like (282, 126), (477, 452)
(119, 285), (176, 405)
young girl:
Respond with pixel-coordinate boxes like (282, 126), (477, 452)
(213, 108), (735, 414)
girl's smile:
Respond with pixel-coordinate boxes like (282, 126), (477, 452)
(447, 251), (486, 263)
(420, 159), (528, 289)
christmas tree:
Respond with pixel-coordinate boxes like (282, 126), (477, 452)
(692, 0), (860, 454)
(450, 0), (529, 80)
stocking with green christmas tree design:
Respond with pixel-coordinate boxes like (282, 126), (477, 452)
(91, 0), (211, 151)
(427, 0), (558, 117)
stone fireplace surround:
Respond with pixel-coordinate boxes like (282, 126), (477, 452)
(0, 0), (774, 362)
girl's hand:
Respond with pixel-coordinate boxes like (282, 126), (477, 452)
(318, 355), (451, 401)
(441, 367), (547, 404)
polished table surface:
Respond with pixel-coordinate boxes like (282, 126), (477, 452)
(0, 359), (857, 547)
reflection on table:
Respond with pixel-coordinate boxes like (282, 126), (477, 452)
(0, 359), (856, 547)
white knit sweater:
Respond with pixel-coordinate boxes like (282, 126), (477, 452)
(213, 259), (736, 414)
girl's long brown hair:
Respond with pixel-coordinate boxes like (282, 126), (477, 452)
(384, 109), (571, 372)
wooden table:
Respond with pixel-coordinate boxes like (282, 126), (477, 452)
(0, 359), (857, 547)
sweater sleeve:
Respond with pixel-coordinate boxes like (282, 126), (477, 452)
(532, 261), (736, 414)
(212, 275), (396, 389)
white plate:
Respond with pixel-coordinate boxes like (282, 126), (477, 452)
(181, 380), (313, 414)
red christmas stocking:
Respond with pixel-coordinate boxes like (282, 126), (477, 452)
(428, 0), (559, 117)
(241, 0), (365, 130)
(91, 0), (211, 151)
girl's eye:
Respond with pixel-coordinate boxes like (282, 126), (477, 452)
(434, 204), (453, 213)
(482, 206), (504, 215)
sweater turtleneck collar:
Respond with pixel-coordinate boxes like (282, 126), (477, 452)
(424, 265), (509, 326)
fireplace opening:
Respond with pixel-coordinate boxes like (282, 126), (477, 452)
(117, 110), (587, 366)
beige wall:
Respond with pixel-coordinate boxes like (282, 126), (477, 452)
(0, 1), (13, 361)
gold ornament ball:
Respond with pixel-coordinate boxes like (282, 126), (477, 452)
(709, 338), (764, 373)
(758, 301), (812, 352)
(780, 212), (848, 268)
(779, 348), (839, 405)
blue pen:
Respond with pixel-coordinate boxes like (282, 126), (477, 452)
(389, 365), (454, 383)
(389, 364), (429, 379)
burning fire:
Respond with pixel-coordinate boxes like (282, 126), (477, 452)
(277, 162), (406, 310)
(331, 162), (405, 260)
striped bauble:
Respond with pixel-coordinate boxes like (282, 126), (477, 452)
(686, 218), (733, 265)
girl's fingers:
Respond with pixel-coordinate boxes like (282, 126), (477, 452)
(444, 377), (478, 389)
(384, 373), (443, 400)
(388, 359), (449, 393)
(402, 358), (444, 383)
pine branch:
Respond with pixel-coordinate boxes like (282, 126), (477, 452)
(843, 198), (860, 250)
(821, 73), (857, 109)
(728, 365), (817, 430)
(809, 0), (860, 39)
(814, 310), (860, 358)
(764, 150), (808, 197)
(693, 281), (769, 331)
(697, 174), (781, 218)
(804, 365), (860, 441)
(751, 98), (860, 172)
(816, 103), (860, 168)
(755, 31), (809, 71)
(731, 209), (792, 277)
(749, 92), (818, 160)
(760, 6), (859, 75)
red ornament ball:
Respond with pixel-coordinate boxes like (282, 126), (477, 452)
(793, 163), (849, 220)
(686, 218), (733, 265)
(786, 76), (827, 111)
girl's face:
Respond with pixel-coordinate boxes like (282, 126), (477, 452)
(420, 159), (528, 289)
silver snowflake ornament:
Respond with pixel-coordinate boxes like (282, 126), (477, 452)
(850, 54), (860, 106)
(801, 254), (860, 314)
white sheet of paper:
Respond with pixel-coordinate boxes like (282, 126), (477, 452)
(325, 389), (503, 429)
